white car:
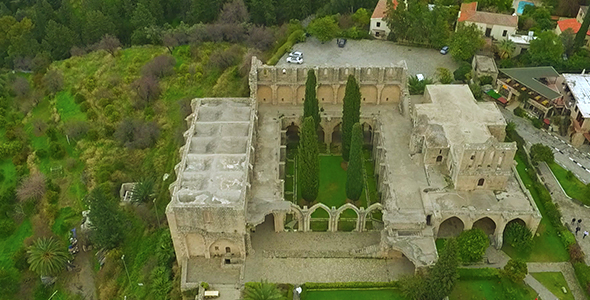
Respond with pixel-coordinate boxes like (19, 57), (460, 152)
(287, 56), (303, 64)
(288, 51), (303, 58)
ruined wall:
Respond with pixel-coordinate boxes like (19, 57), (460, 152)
(250, 57), (407, 105)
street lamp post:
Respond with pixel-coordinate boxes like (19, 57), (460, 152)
(121, 255), (131, 284)
(153, 198), (161, 228)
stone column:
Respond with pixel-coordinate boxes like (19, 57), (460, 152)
(357, 209), (366, 232)
(291, 86), (298, 105)
(329, 209), (337, 232)
(376, 84), (384, 104)
(463, 219), (473, 231)
(245, 232), (254, 255)
(273, 212), (285, 232)
(332, 85), (339, 104)
(271, 85), (278, 105)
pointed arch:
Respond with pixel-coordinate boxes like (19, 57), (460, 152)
(438, 216), (465, 237)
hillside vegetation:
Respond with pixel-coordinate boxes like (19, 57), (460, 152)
(0, 43), (248, 300)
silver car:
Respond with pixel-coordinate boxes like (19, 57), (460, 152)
(288, 51), (303, 58)
(286, 56), (303, 64)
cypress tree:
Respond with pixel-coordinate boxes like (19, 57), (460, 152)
(298, 117), (319, 203)
(574, 10), (590, 51)
(303, 69), (320, 129)
(346, 123), (364, 201)
(342, 75), (361, 162)
(426, 238), (459, 300)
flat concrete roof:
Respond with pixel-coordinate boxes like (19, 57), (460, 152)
(564, 74), (590, 118)
(171, 98), (255, 207)
(474, 55), (497, 73)
(423, 170), (538, 214)
(499, 67), (562, 100)
(415, 85), (506, 159)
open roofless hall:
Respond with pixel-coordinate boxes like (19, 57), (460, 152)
(165, 57), (542, 289)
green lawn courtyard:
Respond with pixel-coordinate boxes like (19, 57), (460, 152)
(531, 272), (574, 300)
(548, 162), (590, 205)
(303, 289), (406, 300)
(503, 156), (569, 262)
(283, 145), (381, 231)
(448, 278), (537, 300)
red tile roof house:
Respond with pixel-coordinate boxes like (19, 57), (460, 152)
(555, 7), (590, 47)
(370, 0), (398, 39)
(457, 2), (518, 40)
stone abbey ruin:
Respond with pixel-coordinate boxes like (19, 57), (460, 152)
(166, 57), (542, 289)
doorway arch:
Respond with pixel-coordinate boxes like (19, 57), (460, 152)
(473, 217), (497, 235)
(438, 216), (465, 237)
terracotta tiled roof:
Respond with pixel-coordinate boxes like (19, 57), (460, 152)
(372, 0), (398, 19)
(558, 18), (590, 36)
(458, 2), (518, 27)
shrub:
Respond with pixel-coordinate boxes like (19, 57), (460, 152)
(479, 75), (493, 85)
(0, 218), (16, 238)
(408, 75), (434, 95)
(504, 222), (532, 254)
(513, 107), (526, 117)
(267, 30), (305, 65)
(530, 143), (554, 164)
(574, 262), (590, 297)
(142, 55), (176, 78)
(458, 268), (500, 279)
(469, 82), (483, 100)
(453, 62), (472, 82)
(16, 173), (46, 202)
(208, 45), (242, 71)
(305, 281), (399, 290)
(114, 119), (160, 149)
(79, 101), (91, 112)
(65, 121), (89, 141)
(12, 246), (29, 271)
(132, 76), (160, 107)
(457, 228), (489, 263)
(43, 70), (64, 95)
(569, 244), (585, 263)
(86, 109), (97, 121)
(201, 282), (209, 290)
(74, 93), (86, 104)
(49, 142), (66, 159)
(0, 267), (20, 296)
(502, 259), (527, 283)
(531, 118), (543, 129)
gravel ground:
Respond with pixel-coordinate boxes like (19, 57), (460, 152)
(276, 38), (459, 78)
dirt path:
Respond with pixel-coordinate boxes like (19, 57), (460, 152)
(66, 248), (97, 300)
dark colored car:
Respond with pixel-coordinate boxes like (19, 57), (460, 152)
(337, 38), (347, 48)
(440, 46), (449, 55)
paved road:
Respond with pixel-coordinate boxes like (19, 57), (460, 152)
(501, 107), (590, 184)
(277, 38), (459, 78)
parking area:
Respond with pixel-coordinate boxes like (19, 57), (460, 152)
(276, 38), (459, 78)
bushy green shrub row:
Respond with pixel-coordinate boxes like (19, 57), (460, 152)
(267, 30), (305, 65)
(457, 267), (500, 280)
(574, 263), (590, 296)
(304, 281), (399, 290)
(513, 107), (526, 117)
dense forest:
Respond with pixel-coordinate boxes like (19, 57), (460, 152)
(0, 0), (381, 69)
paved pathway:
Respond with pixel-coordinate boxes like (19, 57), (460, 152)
(525, 274), (558, 300)
(501, 107), (590, 184)
(527, 262), (586, 300)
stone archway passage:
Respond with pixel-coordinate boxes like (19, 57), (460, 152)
(362, 123), (372, 145)
(337, 208), (358, 232)
(317, 125), (325, 144)
(286, 122), (300, 144)
(473, 217), (497, 235)
(438, 216), (464, 238)
(331, 123), (342, 144)
(309, 205), (330, 232)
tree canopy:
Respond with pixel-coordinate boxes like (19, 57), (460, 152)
(450, 23), (485, 61)
(346, 123), (364, 201)
(304, 69), (320, 129)
(86, 186), (125, 249)
(342, 75), (361, 162)
(307, 16), (340, 43)
(298, 117), (320, 203)
(529, 31), (564, 66)
(27, 237), (70, 277)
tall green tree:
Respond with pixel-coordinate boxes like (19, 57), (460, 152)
(87, 186), (125, 249)
(450, 23), (484, 61)
(83, 10), (117, 45)
(304, 69), (320, 129)
(307, 16), (340, 43)
(346, 123), (364, 201)
(342, 75), (361, 162)
(529, 31), (563, 66)
(249, 0), (276, 25)
(44, 20), (78, 60)
(426, 238), (459, 299)
(27, 237), (70, 277)
(298, 117), (319, 203)
(574, 7), (590, 51)
(497, 39), (515, 59)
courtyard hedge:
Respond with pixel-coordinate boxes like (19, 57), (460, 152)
(267, 30), (305, 65)
(457, 268), (500, 279)
(304, 281), (399, 290)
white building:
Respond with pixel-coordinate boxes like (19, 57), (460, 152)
(457, 2), (518, 40)
(370, 0), (398, 39)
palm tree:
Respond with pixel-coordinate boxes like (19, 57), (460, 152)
(243, 280), (284, 300)
(497, 39), (515, 59)
(27, 237), (70, 277)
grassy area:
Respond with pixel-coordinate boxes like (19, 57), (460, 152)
(505, 155), (569, 262)
(303, 289), (406, 300)
(55, 91), (86, 122)
(548, 162), (590, 205)
(0, 220), (32, 269)
(531, 272), (574, 300)
(449, 278), (537, 300)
